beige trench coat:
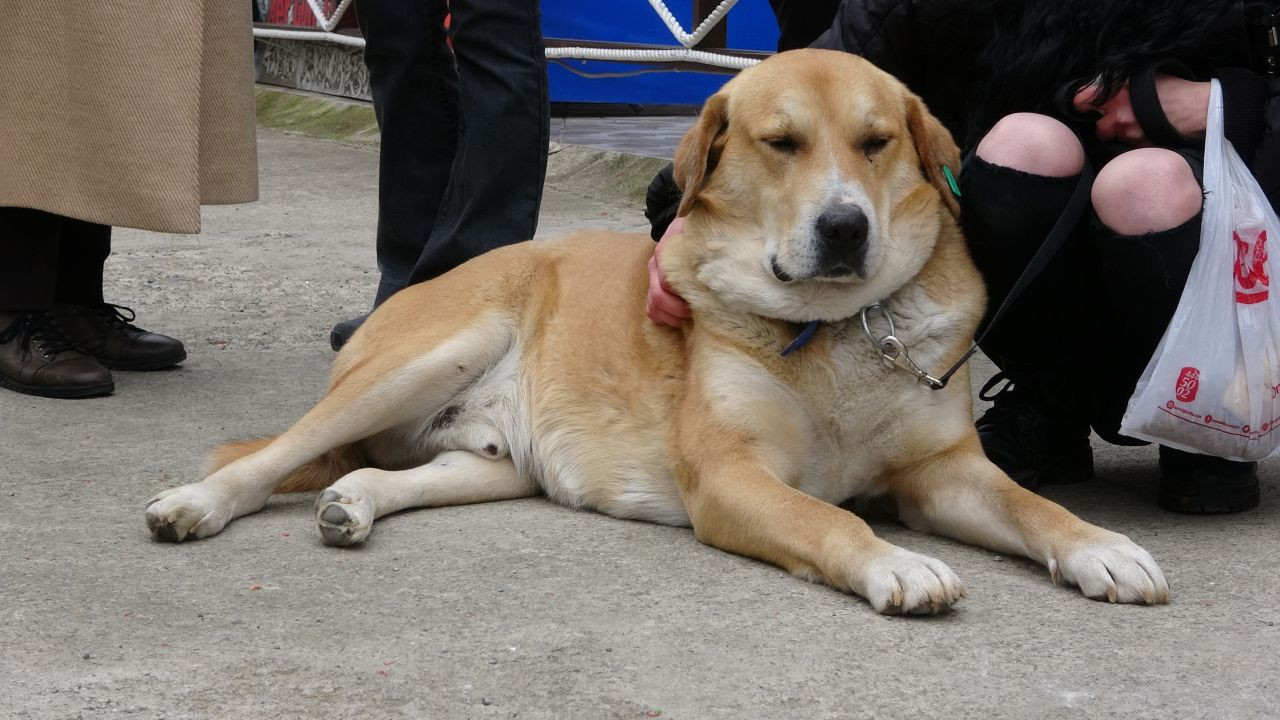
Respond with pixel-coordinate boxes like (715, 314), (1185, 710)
(0, 2), (258, 234)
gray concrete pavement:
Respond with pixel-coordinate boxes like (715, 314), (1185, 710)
(552, 116), (694, 160)
(2, 129), (1277, 720)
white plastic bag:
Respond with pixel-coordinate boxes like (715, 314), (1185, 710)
(1120, 80), (1280, 462)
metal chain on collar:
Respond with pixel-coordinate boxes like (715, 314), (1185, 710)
(859, 304), (945, 390)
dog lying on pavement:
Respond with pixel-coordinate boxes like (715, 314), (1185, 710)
(145, 49), (1168, 614)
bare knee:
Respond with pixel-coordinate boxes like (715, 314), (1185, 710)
(975, 113), (1084, 178)
(1093, 149), (1202, 235)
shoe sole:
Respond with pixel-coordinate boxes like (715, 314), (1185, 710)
(1158, 485), (1260, 514)
(99, 350), (187, 372)
(0, 373), (114, 399)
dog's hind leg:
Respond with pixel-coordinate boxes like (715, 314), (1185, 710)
(314, 451), (537, 546)
(145, 315), (515, 542)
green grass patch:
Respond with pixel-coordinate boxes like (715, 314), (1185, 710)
(255, 88), (380, 147)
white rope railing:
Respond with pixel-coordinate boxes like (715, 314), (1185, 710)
(545, 46), (758, 70)
(252, 0), (761, 70)
(254, 26), (367, 48)
(302, 0), (355, 32)
(645, 0), (741, 48)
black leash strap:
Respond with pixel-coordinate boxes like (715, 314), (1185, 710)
(930, 159), (1096, 389)
(1129, 60), (1199, 149)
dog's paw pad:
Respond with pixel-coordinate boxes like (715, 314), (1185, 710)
(320, 504), (350, 525)
(152, 521), (186, 543)
(315, 487), (374, 547)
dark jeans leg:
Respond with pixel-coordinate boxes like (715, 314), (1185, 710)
(356, 0), (458, 306)
(55, 217), (111, 306)
(0, 208), (61, 311)
(407, 0), (549, 286)
(1088, 214), (1200, 440)
(960, 156), (1096, 421)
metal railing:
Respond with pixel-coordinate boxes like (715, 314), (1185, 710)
(252, 0), (767, 71)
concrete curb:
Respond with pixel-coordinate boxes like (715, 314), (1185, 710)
(254, 85), (670, 207)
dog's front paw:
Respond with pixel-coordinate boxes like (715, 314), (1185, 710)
(145, 484), (232, 542)
(857, 549), (967, 615)
(315, 483), (375, 547)
(1050, 532), (1169, 604)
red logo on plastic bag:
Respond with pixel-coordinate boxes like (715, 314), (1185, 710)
(1234, 229), (1269, 304)
(1175, 367), (1200, 402)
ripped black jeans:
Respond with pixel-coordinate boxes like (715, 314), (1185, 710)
(960, 150), (1204, 444)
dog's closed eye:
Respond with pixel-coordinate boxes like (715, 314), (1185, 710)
(861, 136), (891, 159)
(762, 135), (800, 154)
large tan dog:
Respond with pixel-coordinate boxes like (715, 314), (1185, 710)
(145, 50), (1168, 614)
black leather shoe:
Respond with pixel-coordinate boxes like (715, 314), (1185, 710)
(330, 313), (368, 351)
(0, 311), (114, 398)
(975, 373), (1095, 488)
(53, 303), (186, 371)
(1158, 446), (1259, 514)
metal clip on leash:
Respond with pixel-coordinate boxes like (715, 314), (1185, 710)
(860, 304), (945, 390)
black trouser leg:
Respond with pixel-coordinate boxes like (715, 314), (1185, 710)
(1088, 214), (1201, 440)
(407, 0), (549, 286)
(960, 156), (1095, 422)
(769, 0), (842, 51)
(55, 217), (111, 306)
(356, 0), (459, 305)
(0, 208), (62, 311)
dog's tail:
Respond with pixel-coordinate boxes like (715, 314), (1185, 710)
(207, 438), (367, 494)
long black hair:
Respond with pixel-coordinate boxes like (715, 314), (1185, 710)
(960, 0), (1240, 145)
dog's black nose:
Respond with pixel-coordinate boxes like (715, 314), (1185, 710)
(815, 206), (869, 277)
(817, 206), (868, 249)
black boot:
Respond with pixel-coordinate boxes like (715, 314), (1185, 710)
(975, 372), (1095, 488)
(1157, 446), (1259, 514)
(53, 303), (186, 371)
(0, 311), (114, 398)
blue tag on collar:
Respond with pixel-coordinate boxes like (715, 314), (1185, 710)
(780, 320), (820, 357)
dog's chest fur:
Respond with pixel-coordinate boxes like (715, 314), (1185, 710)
(735, 283), (974, 506)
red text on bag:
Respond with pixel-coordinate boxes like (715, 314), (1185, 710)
(1176, 366), (1200, 402)
(1234, 229), (1270, 304)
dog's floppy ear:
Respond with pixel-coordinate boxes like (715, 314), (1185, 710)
(906, 94), (962, 220)
(673, 92), (729, 217)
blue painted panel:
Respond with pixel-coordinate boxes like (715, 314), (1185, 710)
(543, 0), (778, 105)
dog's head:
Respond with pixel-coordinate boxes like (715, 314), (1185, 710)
(668, 49), (962, 323)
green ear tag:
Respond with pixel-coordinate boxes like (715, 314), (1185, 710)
(942, 164), (961, 198)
